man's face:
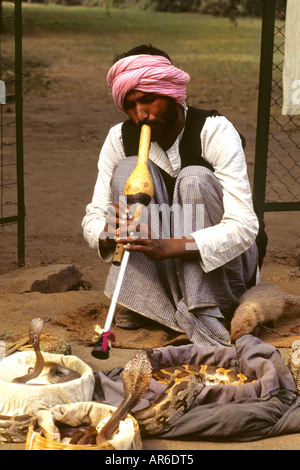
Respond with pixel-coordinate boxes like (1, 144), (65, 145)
(123, 90), (179, 143)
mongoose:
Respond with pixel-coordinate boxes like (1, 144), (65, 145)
(230, 282), (300, 342)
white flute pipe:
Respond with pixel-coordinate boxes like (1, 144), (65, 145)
(103, 249), (130, 332)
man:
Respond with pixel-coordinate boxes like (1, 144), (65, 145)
(82, 44), (263, 347)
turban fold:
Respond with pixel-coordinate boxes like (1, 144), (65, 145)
(106, 54), (190, 111)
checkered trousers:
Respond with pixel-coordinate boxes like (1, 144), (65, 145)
(104, 157), (258, 347)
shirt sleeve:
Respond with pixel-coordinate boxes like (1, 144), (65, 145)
(191, 115), (259, 273)
(81, 123), (125, 258)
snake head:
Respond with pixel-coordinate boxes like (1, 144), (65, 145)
(29, 317), (50, 345)
(122, 350), (153, 405)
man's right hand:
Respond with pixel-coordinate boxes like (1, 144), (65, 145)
(99, 200), (129, 252)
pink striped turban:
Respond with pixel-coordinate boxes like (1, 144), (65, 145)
(106, 54), (190, 111)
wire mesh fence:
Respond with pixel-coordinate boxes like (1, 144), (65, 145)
(266, 3), (300, 208)
(253, 0), (300, 213)
(0, 0), (24, 267)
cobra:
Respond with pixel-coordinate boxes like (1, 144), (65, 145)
(96, 350), (152, 443)
(12, 317), (80, 385)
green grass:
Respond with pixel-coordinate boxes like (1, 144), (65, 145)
(2, 2), (263, 114)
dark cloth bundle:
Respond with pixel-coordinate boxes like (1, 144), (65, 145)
(93, 335), (300, 442)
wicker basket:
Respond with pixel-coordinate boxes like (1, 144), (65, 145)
(25, 402), (142, 450)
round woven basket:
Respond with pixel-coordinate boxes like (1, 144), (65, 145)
(25, 403), (142, 450)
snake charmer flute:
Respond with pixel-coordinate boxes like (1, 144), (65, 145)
(92, 124), (153, 359)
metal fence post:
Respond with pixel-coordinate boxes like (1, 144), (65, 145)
(253, 0), (276, 217)
(15, 0), (25, 267)
(0, 0), (24, 268)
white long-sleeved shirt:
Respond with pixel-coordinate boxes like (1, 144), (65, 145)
(82, 110), (259, 273)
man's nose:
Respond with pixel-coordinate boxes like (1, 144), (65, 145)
(135, 103), (149, 123)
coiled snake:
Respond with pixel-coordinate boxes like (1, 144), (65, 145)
(134, 358), (255, 435)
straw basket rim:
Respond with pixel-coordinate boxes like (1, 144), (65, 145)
(25, 411), (142, 450)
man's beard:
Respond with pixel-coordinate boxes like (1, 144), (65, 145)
(137, 99), (178, 143)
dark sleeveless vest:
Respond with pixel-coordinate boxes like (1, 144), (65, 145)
(121, 106), (267, 267)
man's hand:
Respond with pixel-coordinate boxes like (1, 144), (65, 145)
(100, 201), (200, 261)
(115, 232), (200, 261)
(99, 200), (129, 252)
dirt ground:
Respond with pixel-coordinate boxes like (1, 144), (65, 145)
(1, 30), (300, 451)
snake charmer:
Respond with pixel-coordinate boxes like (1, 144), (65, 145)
(82, 44), (267, 347)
